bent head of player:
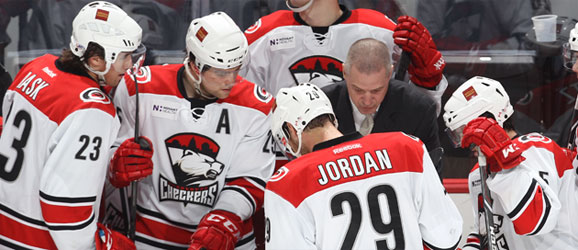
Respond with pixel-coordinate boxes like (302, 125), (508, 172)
(443, 76), (514, 149)
(66, 1), (143, 87)
(271, 83), (338, 157)
(563, 23), (578, 76)
(183, 12), (248, 100)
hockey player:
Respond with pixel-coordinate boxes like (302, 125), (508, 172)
(0, 1), (151, 249)
(443, 76), (578, 249)
(265, 83), (462, 249)
(103, 12), (275, 249)
(242, 0), (448, 115)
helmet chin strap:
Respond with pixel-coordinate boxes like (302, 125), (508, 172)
(287, 131), (303, 158)
(286, 0), (314, 12)
(83, 61), (111, 86)
(183, 58), (217, 100)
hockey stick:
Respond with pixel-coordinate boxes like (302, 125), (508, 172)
(565, 93), (578, 150)
(394, 51), (410, 81)
(477, 148), (497, 250)
(126, 49), (149, 241)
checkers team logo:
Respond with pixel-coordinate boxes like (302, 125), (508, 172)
(245, 19), (262, 34)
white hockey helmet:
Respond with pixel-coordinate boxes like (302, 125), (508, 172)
(286, 0), (314, 12)
(70, 1), (143, 74)
(271, 83), (337, 157)
(563, 23), (578, 69)
(443, 76), (514, 147)
(185, 12), (248, 71)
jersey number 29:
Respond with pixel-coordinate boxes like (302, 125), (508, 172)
(331, 184), (405, 250)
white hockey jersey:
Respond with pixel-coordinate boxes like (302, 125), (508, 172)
(242, 5), (447, 113)
(0, 54), (120, 249)
(264, 132), (463, 249)
(103, 64), (276, 249)
(462, 133), (578, 250)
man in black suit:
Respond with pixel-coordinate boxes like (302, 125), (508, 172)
(322, 38), (442, 174)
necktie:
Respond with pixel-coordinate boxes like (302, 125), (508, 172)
(359, 114), (374, 136)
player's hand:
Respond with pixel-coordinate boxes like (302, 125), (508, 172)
(109, 136), (154, 188)
(461, 117), (525, 172)
(393, 16), (445, 89)
(189, 210), (242, 250)
(95, 223), (135, 250)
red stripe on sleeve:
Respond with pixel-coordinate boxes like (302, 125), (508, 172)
(0, 213), (57, 249)
(40, 200), (93, 224)
(512, 186), (545, 235)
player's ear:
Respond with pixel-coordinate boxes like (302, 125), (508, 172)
(86, 55), (106, 71)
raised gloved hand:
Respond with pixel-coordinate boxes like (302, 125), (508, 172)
(393, 16), (445, 89)
(189, 210), (242, 250)
(109, 137), (154, 188)
(461, 117), (525, 172)
(95, 223), (135, 250)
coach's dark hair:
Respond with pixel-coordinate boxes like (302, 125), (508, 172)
(58, 42), (105, 73)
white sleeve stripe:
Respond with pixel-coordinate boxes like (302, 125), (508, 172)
(528, 194), (552, 235)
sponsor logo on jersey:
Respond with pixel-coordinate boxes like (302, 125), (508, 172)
(80, 87), (111, 104)
(253, 85), (272, 103)
(95, 9), (109, 21)
(289, 56), (343, 88)
(151, 99), (179, 120)
(16, 71), (50, 100)
(269, 166), (289, 182)
(161, 133), (224, 206)
(245, 19), (262, 34)
(269, 32), (295, 51)
(42, 67), (56, 78)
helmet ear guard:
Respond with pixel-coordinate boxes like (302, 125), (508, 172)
(442, 76), (513, 147)
(271, 83), (337, 157)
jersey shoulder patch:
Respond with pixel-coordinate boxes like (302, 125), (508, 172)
(218, 78), (274, 115)
(125, 64), (182, 97)
(245, 10), (299, 44)
(346, 9), (396, 30)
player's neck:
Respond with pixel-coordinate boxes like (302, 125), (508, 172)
(299, 1), (342, 27)
(302, 125), (342, 155)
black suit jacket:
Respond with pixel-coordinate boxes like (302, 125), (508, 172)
(322, 80), (441, 152)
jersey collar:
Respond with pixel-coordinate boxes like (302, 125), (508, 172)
(312, 132), (363, 152)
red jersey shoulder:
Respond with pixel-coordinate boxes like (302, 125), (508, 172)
(125, 64), (182, 97)
(218, 78), (274, 115)
(266, 132), (424, 207)
(345, 8), (396, 31)
(245, 10), (299, 44)
(10, 54), (115, 124)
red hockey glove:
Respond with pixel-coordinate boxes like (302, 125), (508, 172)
(95, 223), (135, 250)
(461, 117), (525, 172)
(393, 16), (445, 89)
(109, 137), (154, 188)
(189, 210), (242, 250)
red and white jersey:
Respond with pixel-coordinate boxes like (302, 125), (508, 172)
(463, 133), (578, 250)
(265, 132), (462, 249)
(103, 64), (276, 249)
(242, 6), (447, 111)
(0, 54), (120, 249)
